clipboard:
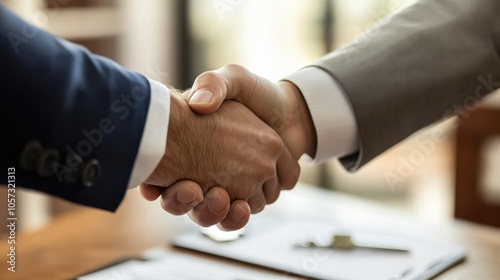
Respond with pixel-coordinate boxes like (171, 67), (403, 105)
(172, 218), (466, 280)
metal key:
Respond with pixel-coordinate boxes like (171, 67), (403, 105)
(294, 234), (410, 253)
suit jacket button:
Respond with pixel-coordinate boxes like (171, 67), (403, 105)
(63, 153), (84, 184)
(19, 140), (43, 170)
(82, 159), (100, 188)
(37, 148), (60, 178)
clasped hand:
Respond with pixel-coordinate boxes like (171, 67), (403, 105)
(140, 65), (316, 231)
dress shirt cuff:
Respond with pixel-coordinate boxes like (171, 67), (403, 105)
(127, 79), (170, 189)
(284, 67), (359, 163)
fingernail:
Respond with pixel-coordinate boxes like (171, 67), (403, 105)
(177, 187), (197, 204)
(189, 89), (213, 105)
(208, 191), (226, 214)
(231, 204), (247, 222)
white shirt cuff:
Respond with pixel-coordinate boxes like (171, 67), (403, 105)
(284, 67), (360, 163)
(127, 79), (170, 189)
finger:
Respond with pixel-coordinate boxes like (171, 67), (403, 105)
(188, 187), (231, 227)
(247, 192), (266, 214)
(159, 180), (204, 215)
(139, 183), (163, 201)
(262, 176), (280, 204)
(217, 200), (251, 231)
(277, 146), (301, 191)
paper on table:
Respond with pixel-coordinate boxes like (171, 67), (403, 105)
(172, 218), (466, 280)
(78, 248), (295, 280)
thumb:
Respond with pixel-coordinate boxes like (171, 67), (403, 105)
(187, 68), (229, 114)
(188, 64), (284, 126)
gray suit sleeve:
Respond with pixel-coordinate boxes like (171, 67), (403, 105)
(314, 0), (500, 171)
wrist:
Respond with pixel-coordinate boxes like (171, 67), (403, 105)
(279, 81), (317, 158)
(146, 90), (190, 186)
(165, 91), (193, 169)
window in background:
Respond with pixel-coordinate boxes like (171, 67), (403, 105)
(186, 0), (416, 80)
(187, 0), (327, 82)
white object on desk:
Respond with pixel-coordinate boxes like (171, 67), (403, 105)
(78, 248), (296, 280)
(294, 233), (410, 252)
(172, 218), (466, 280)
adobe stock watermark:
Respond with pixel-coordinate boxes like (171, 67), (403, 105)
(384, 74), (500, 189)
(8, 0), (73, 54)
(6, 167), (17, 273)
(51, 84), (149, 182)
(384, 127), (448, 190)
(213, 0), (243, 20)
(289, 236), (334, 277)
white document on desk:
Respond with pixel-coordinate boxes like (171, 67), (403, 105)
(172, 218), (466, 280)
(78, 248), (295, 280)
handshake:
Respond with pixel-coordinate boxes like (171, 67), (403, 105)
(140, 64), (317, 231)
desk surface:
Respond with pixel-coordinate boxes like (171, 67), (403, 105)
(1, 183), (500, 280)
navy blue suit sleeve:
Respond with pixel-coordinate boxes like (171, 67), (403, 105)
(0, 5), (152, 211)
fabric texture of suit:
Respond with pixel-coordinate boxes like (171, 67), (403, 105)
(0, 5), (151, 211)
(314, 0), (500, 171)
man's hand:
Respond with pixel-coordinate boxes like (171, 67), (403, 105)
(188, 64), (317, 159)
(140, 90), (300, 230)
(151, 64), (316, 231)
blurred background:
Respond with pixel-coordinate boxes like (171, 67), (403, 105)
(1, 0), (500, 234)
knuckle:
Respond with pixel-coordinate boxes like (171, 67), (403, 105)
(248, 192), (266, 214)
(220, 217), (248, 231)
(192, 211), (219, 227)
(252, 205), (265, 214)
(282, 162), (300, 190)
(249, 198), (266, 214)
(260, 164), (277, 183)
(222, 63), (246, 74)
(265, 130), (284, 156)
(160, 198), (184, 216)
(196, 71), (220, 84)
(196, 219), (216, 228)
(266, 192), (280, 204)
(263, 179), (280, 204)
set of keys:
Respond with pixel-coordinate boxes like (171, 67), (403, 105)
(200, 226), (411, 253)
(294, 234), (410, 253)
